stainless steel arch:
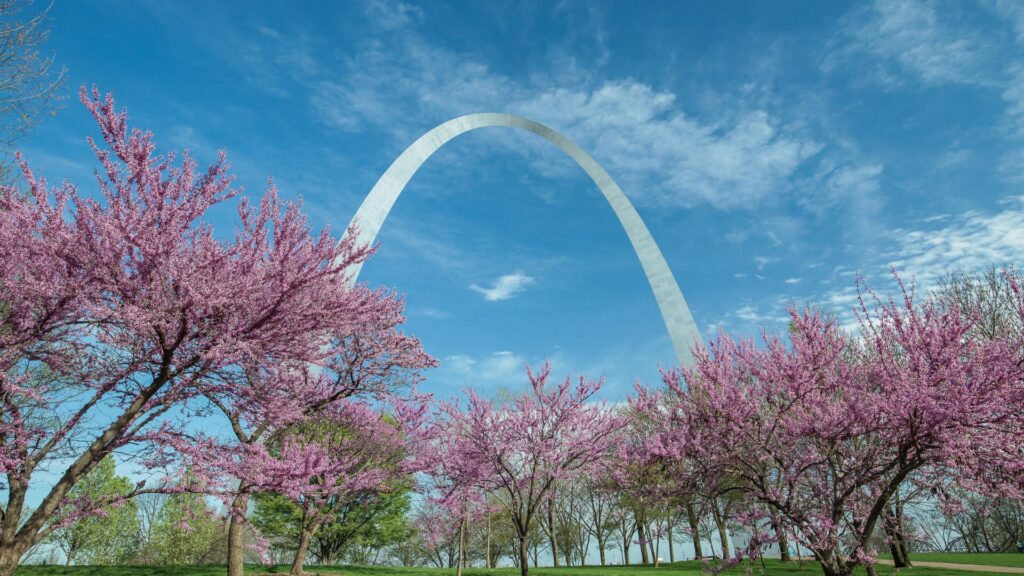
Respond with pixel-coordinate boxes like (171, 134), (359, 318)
(344, 113), (700, 366)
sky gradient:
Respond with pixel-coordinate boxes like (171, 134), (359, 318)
(20, 0), (1024, 402)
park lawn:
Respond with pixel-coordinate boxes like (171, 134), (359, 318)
(910, 554), (1024, 568)
(10, 559), (1019, 576)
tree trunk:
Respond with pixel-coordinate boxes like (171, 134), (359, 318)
(457, 509), (467, 576)
(668, 523), (675, 563)
(885, 512), (909, 568)
(713, 505), (730, 560)
(648, 522), (659, 567)
(885, 497), (913, 568)
(547, 497), (559, 568)
(637, 520), (650, 565)
(0, 545), (25, 576)
(290, 522), (317, 575)
(519, 531), (530, 576)
(770, 511), (791, 561)
(815, 549), (856, 576)
(227, 492), (249, 576)
(687, 503), (703, 558)
(598, 536), (607, 566)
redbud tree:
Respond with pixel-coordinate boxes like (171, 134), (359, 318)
(192, 283), (433, 575)
(437, 363), (625, 576)
(169, 398), (429, 575)
(637, 281), (1024, 576)
(0, 88), (409, 576)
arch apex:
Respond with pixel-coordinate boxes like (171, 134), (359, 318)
(343, 113), (701, 366)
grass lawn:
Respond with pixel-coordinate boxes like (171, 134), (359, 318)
(910, 554), (1024, 568)
(11, 559), (1020, 576)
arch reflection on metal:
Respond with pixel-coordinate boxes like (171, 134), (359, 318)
(344, 113), (700, 366)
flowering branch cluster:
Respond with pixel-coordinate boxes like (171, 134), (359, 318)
(632, 275), (1024, 576)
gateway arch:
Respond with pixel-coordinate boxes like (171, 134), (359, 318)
(344, 113), (700, 366)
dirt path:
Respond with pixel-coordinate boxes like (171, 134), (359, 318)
(876, 559), (1024, 574)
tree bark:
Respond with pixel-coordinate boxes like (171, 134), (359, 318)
(519, 531), (530, 576)
(290, 522), (318, 575)
(668, 523), (675, 563)
(884, 497), (913, 568)
(687, 503), (703, 558)
(227, 492), (249, 576)
(457, 509), (466, 576)
(713, 505), (730, 560)
(637, 519), (650, 565)
(486, 510), (492, 569)
(770, 511), (791, 561)
(648, 522), (659, 567)
(0, 545), (25, 576)
(815, 548), (856, 576)
(546, 496), (559, 568)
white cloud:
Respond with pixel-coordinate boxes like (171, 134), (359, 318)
(817, 198), (1024, 331)
(441, 351), (529, 390)
(469, 272), (536, 301)
(829, 0), (991, 87)
(1001, 63), (1024, 138)
(363, 0), (424, 31)
(255, 24), (281, 39)
(511, 85), (823, 209)
(306, 27), (825, 210)
(799, 162), (886, 235)
(885, 196), (1024, 288)
(723, 303), (792, 332)
(415, 307), (450, 319)
(719, 200), (1024, 337)
(754, 256), (778, 270)
(985, 0), (1024, 43)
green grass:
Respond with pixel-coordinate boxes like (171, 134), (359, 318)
(910, 554), (1024, 568)
(11, 558), (1020, 576)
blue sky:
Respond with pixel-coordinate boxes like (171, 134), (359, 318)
(21, 0), (1024, 402)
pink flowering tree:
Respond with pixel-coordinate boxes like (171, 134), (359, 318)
(437, 363), (625, 576)
(167, 397), (430, 575)
(638, 279), (1024, 576)
(192, 293), (434, 575)
(0, 88), (402, 576)
(412, 500), (463, 568)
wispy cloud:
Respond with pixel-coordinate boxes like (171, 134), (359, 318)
(820, 198), (1024, 331)
(470, 272), (536, 301)
(717, 199), (1024, 336)
(301, 11), (832, 211)
(828, 0), (1024, 181)
(827, 0), (993, 87)
(434, 350), (534, 396)
(885, 196), (1024, 287)
(415, 307), (450, 319)
(754, 256), (778, 270)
